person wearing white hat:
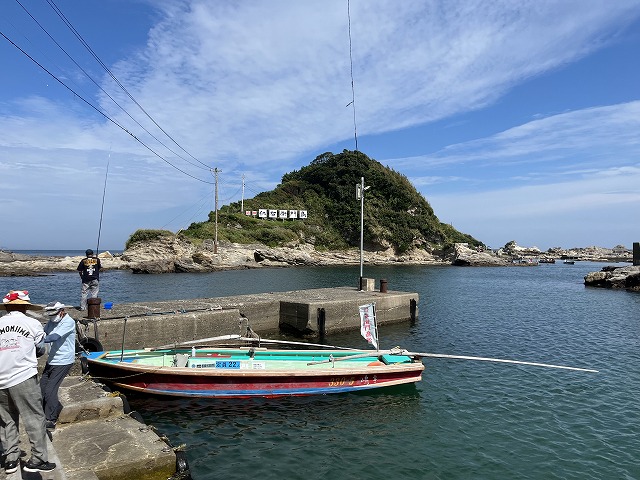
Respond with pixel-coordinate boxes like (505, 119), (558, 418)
(40, 302), (76, 431)
(0, 290), (56, 474)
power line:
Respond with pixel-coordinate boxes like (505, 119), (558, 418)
(44, 0), (211, 170)
(0, 29), (214, 185)
(244, 184), (266, 196)
(13, 0), (210, 172)
(160, 187), (214, 230)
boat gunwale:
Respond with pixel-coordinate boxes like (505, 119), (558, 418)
(85, 351), (425, 377)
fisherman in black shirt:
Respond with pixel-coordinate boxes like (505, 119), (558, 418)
(77, 249), (101, 311)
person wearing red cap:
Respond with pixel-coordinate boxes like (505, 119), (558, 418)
(0, 290), (56, 474)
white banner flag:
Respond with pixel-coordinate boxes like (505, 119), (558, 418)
(359, 303), (378, 349)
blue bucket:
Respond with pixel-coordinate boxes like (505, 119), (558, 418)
(104, 302), (113, 310)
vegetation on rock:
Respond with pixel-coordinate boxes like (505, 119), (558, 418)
(125, 229), (175, 249)
(137, 150), (481, 254)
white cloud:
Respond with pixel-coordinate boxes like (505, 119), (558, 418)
(429, 164), (640, 249)
(1, 0), (640, 249)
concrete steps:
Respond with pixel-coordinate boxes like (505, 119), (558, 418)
(1, 377), (179, 480)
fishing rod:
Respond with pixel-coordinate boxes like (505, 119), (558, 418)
(96, 154), (110, 255)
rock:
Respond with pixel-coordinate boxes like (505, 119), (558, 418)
(0, 252), (127, 276)
(584, 265), (640, 292)
(500, 240), (541, 257)
(548, 245), (632, 262)
(129, 260), (175, 274)
(2, 237), (632, 277)
(450, 243), (510, 266)
(174, 257), (210, 273)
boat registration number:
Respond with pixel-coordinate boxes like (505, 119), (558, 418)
(188, 360), (266, 369)
(215, 360), (241, 369)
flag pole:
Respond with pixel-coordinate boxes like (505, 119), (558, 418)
(372, 302), (379, 352)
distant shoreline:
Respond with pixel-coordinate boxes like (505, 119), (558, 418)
(0, 240), (633, 278)
(7, 249), (124, 257)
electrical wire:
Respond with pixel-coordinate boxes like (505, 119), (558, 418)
(0, 29), (214, 185)
(13, 0), (210, 172)
(160, 188), (214, 230)
(45, 0), (211, 170)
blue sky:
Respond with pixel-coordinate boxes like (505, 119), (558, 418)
(1, 0), (639, 251)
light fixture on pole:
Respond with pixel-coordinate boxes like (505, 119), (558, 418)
(356, 176), (370, 290)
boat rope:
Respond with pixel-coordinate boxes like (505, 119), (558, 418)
(82, 366), (165, 382)
(100, 305), (223, 321)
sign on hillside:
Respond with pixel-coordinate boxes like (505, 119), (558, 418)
(245, 208), (309, 220)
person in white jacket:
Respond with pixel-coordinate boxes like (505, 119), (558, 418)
(0, 290), (56, 474)
(41, 302), (76, 432)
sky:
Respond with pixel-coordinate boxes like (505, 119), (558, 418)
(1, 0), (639, 252)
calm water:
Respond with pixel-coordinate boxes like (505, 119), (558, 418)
(2, 262), (639, 480)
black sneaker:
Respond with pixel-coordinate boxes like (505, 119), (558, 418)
(22, 459), (56, 472)
(4, 460), (19, 474)
(45, 420), (56, 431)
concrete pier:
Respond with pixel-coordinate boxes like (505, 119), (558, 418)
(1, 285), (417, 479)
(0, 377), (180, 480)
(82, 285), (419, 351)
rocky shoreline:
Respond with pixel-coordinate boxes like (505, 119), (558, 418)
(583, 265), (640, 292)
(0, 238), (634, 277)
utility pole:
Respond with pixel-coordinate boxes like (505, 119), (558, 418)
(212, 168), (220, 254)
(241, 174), (245, 213)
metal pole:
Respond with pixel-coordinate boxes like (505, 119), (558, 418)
(360, 176), (364, 289)
(241, 173), (245, 213)
(119, 316), (128, 362)
(372, 303), (379, 352)
(214, 168), (219, 253)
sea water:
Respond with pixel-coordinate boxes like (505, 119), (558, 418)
(1, 262), (638, 479)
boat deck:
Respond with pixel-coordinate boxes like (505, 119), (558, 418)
(97, 348), (416, 371)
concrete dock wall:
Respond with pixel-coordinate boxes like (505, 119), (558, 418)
(1, 377), (178, 480)
(86, 286), (418, 350)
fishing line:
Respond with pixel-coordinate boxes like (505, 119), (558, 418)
(96, 153), (110, 254)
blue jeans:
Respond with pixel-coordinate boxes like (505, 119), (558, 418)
(81, 279), (100, 310)
(0, 375), (48, 464)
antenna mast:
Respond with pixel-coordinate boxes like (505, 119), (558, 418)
(347, 0), (358, 152)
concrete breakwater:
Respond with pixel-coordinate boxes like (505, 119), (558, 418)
(77, 285), (418, 351)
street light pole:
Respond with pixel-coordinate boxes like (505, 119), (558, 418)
(212, 168), (220, 254)
(357, 176), (369, 290)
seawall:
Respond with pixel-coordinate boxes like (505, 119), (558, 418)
(80, 285), (418, 351)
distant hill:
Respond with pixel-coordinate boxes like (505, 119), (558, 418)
(181, 150), (481, 254)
